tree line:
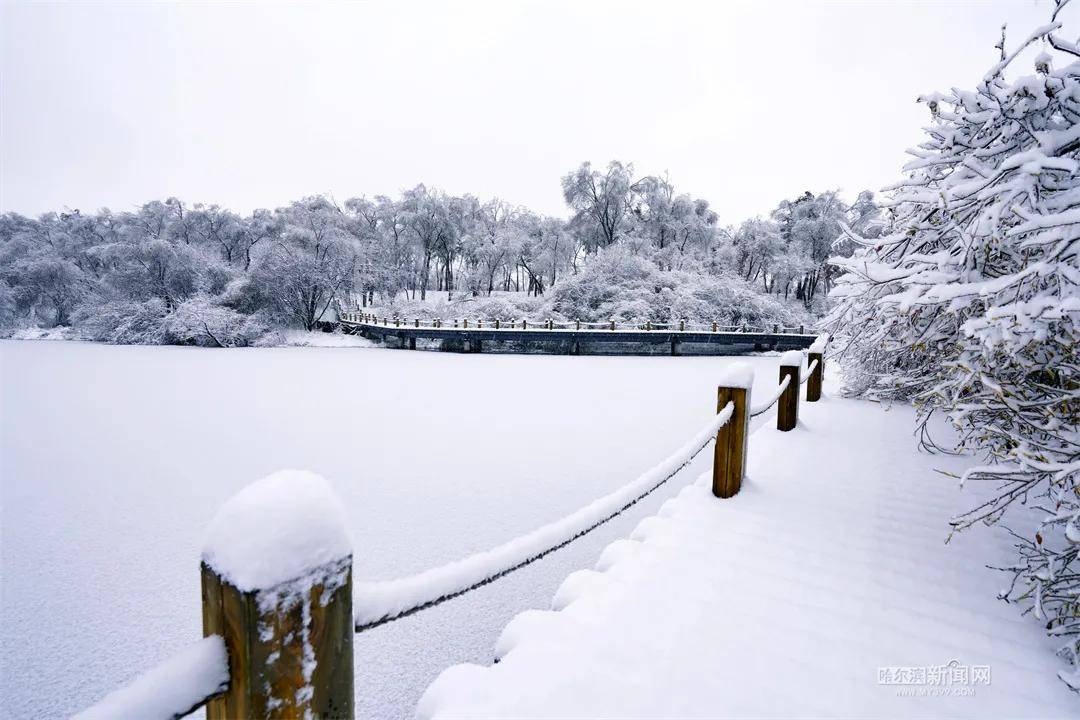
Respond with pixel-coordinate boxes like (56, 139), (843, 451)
(0, 162), (877, 345)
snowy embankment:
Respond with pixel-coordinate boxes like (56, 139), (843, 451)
(278, 329), (374, 348)
(418, 377), (1078, 718)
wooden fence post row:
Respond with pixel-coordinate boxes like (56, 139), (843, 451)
(201, 471), (355, 719)
(777, 350), (801, 431)
(713, 363), (753, 499)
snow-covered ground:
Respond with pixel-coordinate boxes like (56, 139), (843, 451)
(0, 339), (787, 719)
(419, 387), (1079, 718)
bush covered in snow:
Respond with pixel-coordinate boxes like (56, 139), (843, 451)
(163, 296), (272, 348)
(828, 1), (1080, 687)
(547, 245), (810, 326)
(384, 292), (548, 324)
(73, 299), (170, 345)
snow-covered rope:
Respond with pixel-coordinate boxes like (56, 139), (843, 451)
(750, 374), (792, 417)
(353, 402), (735, 631)
(74, 636), (229, 720)
(799, 359), (819, 386)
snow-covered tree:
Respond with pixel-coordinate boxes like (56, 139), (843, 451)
(828, 2), (1080, 687)
(562, 161), (633, 251)
(251, 197), (357, 331)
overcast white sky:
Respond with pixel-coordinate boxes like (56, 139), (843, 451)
(0, 0), (1063, 223)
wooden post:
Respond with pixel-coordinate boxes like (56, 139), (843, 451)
(463, 319), (469, 329)
(773, 323), (779, 334)
(495, 319), (500, 330)
(522, 319), (527, 330)
(807, 351), (824, 402)
(395, 318), (400, 327)
(712, 321), (718, 333)
(646, 320), (652, 331)
(777, 352), (800, 431)
(609, 319), (615, 331)
(202, 476), (354, 720)
(576, 320), (581, 330)
(799, 324), (805, 334)
(713, 371), (751, 499)
(477, 319), (483, 329)
(415, 318), (420, 328)
(679, 319), (685, 332)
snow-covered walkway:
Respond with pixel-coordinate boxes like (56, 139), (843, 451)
(418, 387), (1078, 718)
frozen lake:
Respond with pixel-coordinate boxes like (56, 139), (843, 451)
(0, 339), (784, 719)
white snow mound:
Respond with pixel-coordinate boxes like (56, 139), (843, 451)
(716, 361), (754, 390)
(779, 350), (803, 367)
(201, 470), (352, 590)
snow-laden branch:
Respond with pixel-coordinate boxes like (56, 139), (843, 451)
(353, 402), (735, 630)
(825, 0), (1080, 687)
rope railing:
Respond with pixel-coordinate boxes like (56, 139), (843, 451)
(352, 402), (735, 631)
(750, 374), (792, 417)
(800, 359), (820, 386)
(73, 636), (229, 720)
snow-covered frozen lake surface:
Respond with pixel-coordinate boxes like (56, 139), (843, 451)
(1, 339), (788, 719)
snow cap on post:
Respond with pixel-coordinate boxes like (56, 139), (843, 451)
(717, 361), (754, 390)
(201, 470), (356, 718)
(202, 470), (352, 591)
(779, 350), (803, 368)
(809, 334), (829, 354)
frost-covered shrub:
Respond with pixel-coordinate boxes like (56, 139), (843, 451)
(163, 296), (271, 347)
(828, 3), (1080, 688)
(219, 276), (269, 315)
(385, 292), (548, 323)
(72, 298), (170, 345)
(454, 294), (548, 321)
(549, 245), (810, 326)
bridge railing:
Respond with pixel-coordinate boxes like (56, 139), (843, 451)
(338, 311), (809, 335)
(75, 338), (827, 719)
